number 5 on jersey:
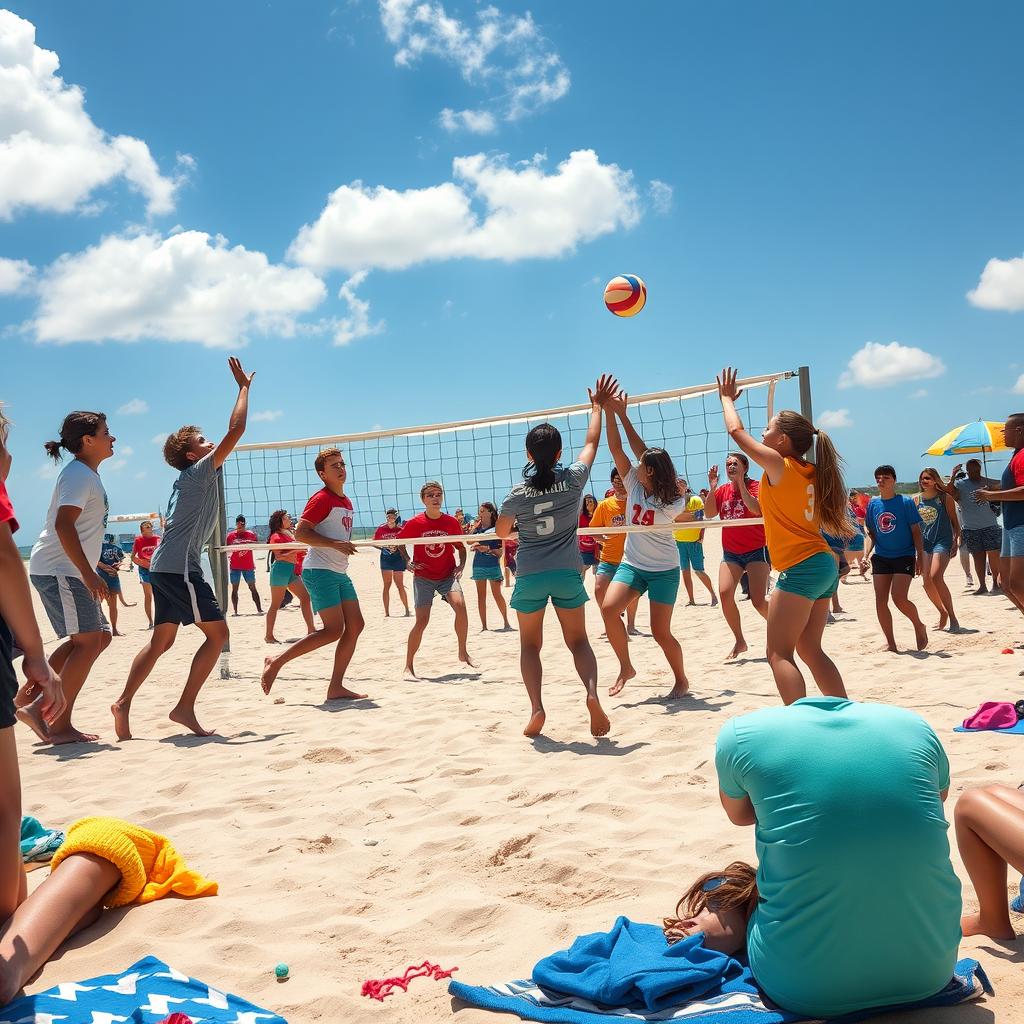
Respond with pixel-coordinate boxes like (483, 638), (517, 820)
(534, 501), (555, 536)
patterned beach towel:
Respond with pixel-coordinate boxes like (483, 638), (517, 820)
(19, 816), (64, 862)
(0, 955), (288, 1024)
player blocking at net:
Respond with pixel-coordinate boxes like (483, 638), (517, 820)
(496, 375), (618, 738)
(261, 447), (367, 701)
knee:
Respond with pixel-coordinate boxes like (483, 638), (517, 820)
(76, 631), (109, 655)
(954, 787), (995, 827)
(350, 615), (365, 636)
(207, 621), (229, 646)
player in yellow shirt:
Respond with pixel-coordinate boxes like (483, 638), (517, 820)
(673, 478), (717, 606)
(718, 367), (854, 704)
(590, 469), (640, 635)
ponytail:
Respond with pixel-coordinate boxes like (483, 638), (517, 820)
(524, 423), (561, 492)
(811, 429), (853, 538)
(44, 411), (107, 463)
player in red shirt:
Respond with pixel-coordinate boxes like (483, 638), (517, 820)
(373, 509), (410, 616)
(396, 481), (473, 679)
(703, 452), (769, 660)
(130, 519), (161, 628)
(225, 515), (262, 615)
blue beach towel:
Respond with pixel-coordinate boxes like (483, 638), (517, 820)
(450, 918), (991, 1024)
(0, 955), (288, 1024)
(953, 721), (1024, 734)
(19, 815), (64, 862)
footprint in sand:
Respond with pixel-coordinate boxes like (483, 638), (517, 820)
(488, 833), (536, 866)
(302, 746), (354, 764)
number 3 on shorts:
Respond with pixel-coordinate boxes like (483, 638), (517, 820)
(534, 501), (555, 536)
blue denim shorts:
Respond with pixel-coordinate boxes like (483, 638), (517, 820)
(723, 546), (769, 568)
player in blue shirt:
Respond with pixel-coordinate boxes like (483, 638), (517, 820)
(864, 465), (927, 652)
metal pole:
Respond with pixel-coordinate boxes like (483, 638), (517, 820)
(798, 365), (814, 462)
(212, 471), (231, 679)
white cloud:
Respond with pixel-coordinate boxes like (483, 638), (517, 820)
(379, 0), (569, 126)
(34, 230), (327, 347)
(107, 457), (127, 472)
(251, 409), (284, 422)
(838, 341), (946, 389)
(117, 398), (149, 416)
(1013, 374), (1024, 396)
(118, 445), (134, 457)
(134, 470), (146, 480)
(150, 432), (166, 445)
(439, 107), (496, 134)
(34, 461), (57, 480)
(967, 255), (1024, 312)
(910, 388), (929, 399)
(817, 408), (852, 429)
(0, 11), (189, 219)
(0, 256), (34, 294)
(648, 180), (673, 215)
(290, 149), (640, 273)
(334, 270), (385, 346)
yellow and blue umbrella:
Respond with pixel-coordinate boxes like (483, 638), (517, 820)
(924, 420), (1007, 470)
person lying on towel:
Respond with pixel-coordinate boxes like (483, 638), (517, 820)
(668, 696), (962, 1018)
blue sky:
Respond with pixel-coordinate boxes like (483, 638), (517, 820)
(2, 0), (1023, 537)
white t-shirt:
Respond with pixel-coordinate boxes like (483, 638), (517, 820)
(299, 487), (355, 573)
(622, 467), (688, 572)
(29, 460), (108, 579)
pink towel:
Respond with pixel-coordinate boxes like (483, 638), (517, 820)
(962, 702), (1019, 730)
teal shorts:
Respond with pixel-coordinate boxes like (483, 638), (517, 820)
(676, 540), (705, 572)
(776, 551), (839, 601)
(612, 562), (680, 605)
(301, 567), (358, 613)
(471, 564), (503, 582)
(511, 569), (588, 614)
(269, 560), (296, 588)
(596, 561), (619, 578)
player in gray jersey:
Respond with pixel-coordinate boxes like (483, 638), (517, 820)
(497, 374), (617, 739)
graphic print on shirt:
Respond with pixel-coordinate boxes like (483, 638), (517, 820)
(877, 511), (898, 534)
(631, 504), (655, 526)
(916, 503), (939, 527)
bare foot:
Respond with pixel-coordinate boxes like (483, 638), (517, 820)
(937, 612), (948, 631)
(265, 636), (281, 644)
(626, 626), (641, 637)
(111, 701), (133, 741)
(587, 696), (610, 737)
(403, 664), (419, 680)
(915, 622), (929, 651)
(326, 685), (369, 700)
(961, 912), (1015, 940)
(168, 707), (215, 737)
(523, 709), (546, 737)
(15, 703), (50, 742)
(31, 725), (100, 745)
(666, 681), (690, 698)
(725, 640), (748, 661)
(460, 652), (478, 669)
(974, 585), (989, 595)
(261, 655), (279, 695)
(685, 600), (696, 607)
(948, 620), (962, 633)
(881, 642), (899, 653)
(608, 667), (636, 696)
(112, 630), (124, 637)
(711, 596), (718, 607)
(404, 609), (411, 617)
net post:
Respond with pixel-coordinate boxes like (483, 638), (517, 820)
(212, 471), (231, 679)
(798, 365), (814, 462)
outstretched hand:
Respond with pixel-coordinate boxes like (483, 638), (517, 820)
(606, 389), (629, 416)
(588, 374), (619, 407)
(229, 356), (255, 390)
(717, 367), (742, 403)
(708, 464), (720, 488)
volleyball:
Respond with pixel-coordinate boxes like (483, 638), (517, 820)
(604, 274), (647, 317)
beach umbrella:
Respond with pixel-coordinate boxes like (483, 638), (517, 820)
(923, 420), (1007, 471)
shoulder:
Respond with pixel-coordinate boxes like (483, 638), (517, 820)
(567, 461), (590, 484)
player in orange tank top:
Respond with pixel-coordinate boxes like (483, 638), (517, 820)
(717, 368), (854, 705)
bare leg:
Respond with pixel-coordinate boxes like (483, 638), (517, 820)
(404, 605), (431, 678)
(516, 608), (547, 736)
(447, 590), (475, 667)
(381, 570), (392, 617)
(971, 550), (988, 593)
(0, 729), (24, 925)
(247, 582), (262, 614)
(475, 579), (488, 630)
(955, 785), (1024, 940)
(554, 604), (609, 735)
(0, 852), (122, 1007)
(795, 598), (847, 699)
(718, 560), (748, 659)
(766, 588), (817, 704)
(891, 573), (928, 650)
(261, 605), (343, 694)
(626, 592), (640, 633)
(601, 581), (639, 695)
(289, 579), (316, 633)
(872, 573), (898, 651)
(326, 601), (366, 699)
(746, 561), (771, 621)
(1002, 557), (1024, 616)
(928, 552), (959, 629)
(988, 550), (1002, 591)
(696, 570), (717, 605)
(264, 585), (287, 642)
(920, 552), (948, 628)
(168, 618), (229, 736)
(110, 623), (178, 740)
(230, 582), (239, 615)
(394, 573), (410, 615)
(106, 595), (121, 636)
(489, 579), (510, 628)
(141, 582), (153, 627)
(681, 568), (696, 605)
(649, 601), (688, 697)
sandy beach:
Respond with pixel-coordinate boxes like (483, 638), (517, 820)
(13, 539), (1024, 1022)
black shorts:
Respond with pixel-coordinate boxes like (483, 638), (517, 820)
(150, 571), (225, 627)
(0, 613), (18, 729)
(871, 554), (915, 576)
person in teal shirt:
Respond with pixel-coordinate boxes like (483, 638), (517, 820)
(712, 697), (961, 1018)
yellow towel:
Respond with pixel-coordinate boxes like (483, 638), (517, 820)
(50, 817), (218, 908)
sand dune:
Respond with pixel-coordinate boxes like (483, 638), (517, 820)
(14, 539), (1024, 1021)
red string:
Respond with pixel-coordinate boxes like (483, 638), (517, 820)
(361, 961), (458, 1001)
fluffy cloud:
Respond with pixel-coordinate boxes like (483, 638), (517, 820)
(333, 270), (385, 346)
(1013, 374), (1024, 396)
(251, 409), (284, 422)
(439, 107), (496, 134)
(0, 256), (33, 294)
(117, 398), (149, 415)
(967, 254), (1024, 312)
(379, 0), (569, 126)
(817, 409), (852, 429)
(838, 341), (946, 389)
(648, 180), (673, 215)
(0, 11), (188, 219)
(34, 230), (327, 347)
(290, 149), (640, 273)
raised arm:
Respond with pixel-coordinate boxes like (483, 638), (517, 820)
(577, 374), (618, 468)
(604, 397), (634, 481)
(213, 357), (255, 469)
(940, 466), (962, 499)
(718, 367), (785, 485)
(703, 467), (720, 518)
(616, 398), (648, 462)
